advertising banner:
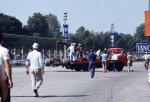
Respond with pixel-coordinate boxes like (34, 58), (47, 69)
(136, 43), (150, 53)
(63, 24), (68, 43)
(145, 11), (150, 36)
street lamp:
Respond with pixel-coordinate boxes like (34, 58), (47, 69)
(110, 23), (115, 47)
(63, 12), (68, 59)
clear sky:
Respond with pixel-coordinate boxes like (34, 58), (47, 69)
(0, 0), (149, 35)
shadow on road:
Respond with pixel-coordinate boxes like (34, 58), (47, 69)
(12, 94), (90, 98)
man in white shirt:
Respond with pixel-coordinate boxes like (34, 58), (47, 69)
(96, 48), (101, 59)
(111, 50), (123, 72)
(0, 33), (13, 102)
(67, 43), (76, 61)
(142, 52), (150, 70)
(26, 43), (44, 97)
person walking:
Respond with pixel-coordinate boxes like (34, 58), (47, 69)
(142, 52), (150, 71)
(142, 52), (150, 83)
(26, 43), (44, 97)
(0, 33), (13, 102)
(101, 50), (108, 73)
(111, 50), (123, 72)
(88, 49), (96, 78)
(127, 52), (134, 72)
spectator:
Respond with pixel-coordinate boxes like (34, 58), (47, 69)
(96, 48), (101, 59)
(142, 52), (150, 71)
(127, 52), (134, 72)
(76, 43), (83, 60)
(0, 33), (13, 102)
(67, 43), (76, 61)
(111, 50), (123, 72)
(26, 43), (44, 97)
(101, 50), (108, 73)
(88, 49), (96, 78)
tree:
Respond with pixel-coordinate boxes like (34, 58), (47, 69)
(45, 13), (62, 38)
(133, 23), (150, 43)
(115, 38), (127, 48)
(0, 13), (23, 34)
(27, 13), (49, 37)
(114, 33), (133, 49)
(100, 32), (110, 49)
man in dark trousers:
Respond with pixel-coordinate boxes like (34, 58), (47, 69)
(88, 49), (96, 78)
(111, 50), (123, 72)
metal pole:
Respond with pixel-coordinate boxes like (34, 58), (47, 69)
(42, 49), (44, 61)
(49, 49), (51, 61)
(56, 40), (57, 51)
(22, 48), (23, 60)
(64, 44), (66, 59)
(14, 48), (16, 60)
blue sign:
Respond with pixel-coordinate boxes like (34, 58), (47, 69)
(136, 43), (150, 53)
(63, 24), (68, 43)
(110, 33), (115, 47)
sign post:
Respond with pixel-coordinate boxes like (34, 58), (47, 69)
(110, 23), (115, 47)
(63, 12), (68, 59)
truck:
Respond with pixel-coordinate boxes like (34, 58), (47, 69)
(59, 41), (128, 72)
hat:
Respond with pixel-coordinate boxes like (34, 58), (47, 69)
(78, 43), (81, 45)
(90, 49), (94, 52)
(71, 43), (74, 46)
(32, 43), (38, 49)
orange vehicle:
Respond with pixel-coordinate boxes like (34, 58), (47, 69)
(59, 41), (127, 71)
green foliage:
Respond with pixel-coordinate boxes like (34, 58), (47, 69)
(45, 13), (62, 38)
(0, 13), (23, 34)
(3, 33), (60, 50)
(69, 26), (135, 51)
(27, 13), (49, 37)
(133, 23), (150, 43)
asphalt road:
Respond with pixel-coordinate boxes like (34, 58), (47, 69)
(10, 62), (150, 102)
